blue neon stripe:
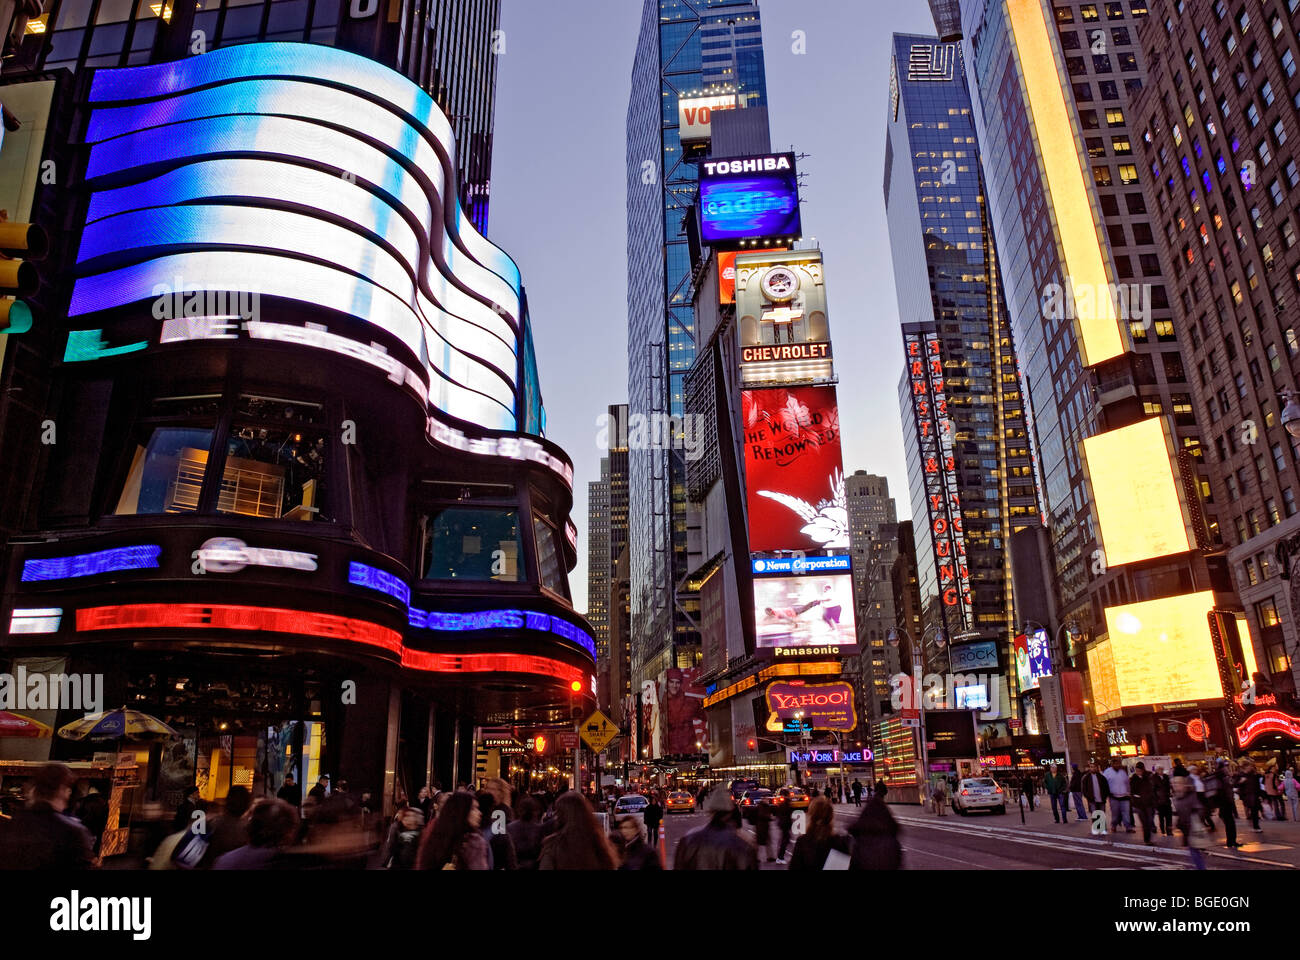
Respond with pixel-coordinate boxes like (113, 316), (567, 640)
(21, 545), (161, 581)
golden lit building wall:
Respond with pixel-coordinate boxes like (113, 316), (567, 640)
(1080, 417), (1194, 567)
(1102, 592), (1224, 707)
(1005, 0), (1123, 365)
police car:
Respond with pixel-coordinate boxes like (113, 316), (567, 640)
(952, 777), (1006, 815)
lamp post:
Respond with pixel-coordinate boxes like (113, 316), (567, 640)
(887, 622), (947, 802)
(1022, 619), (1080, 776)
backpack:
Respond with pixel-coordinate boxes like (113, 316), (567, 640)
(170, 821), (211, 870)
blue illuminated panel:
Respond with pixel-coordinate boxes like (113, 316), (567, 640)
(21, 546), (161, 581)
(408, 605), (596, 661)
(348, 562), (411, 607)
(751, 555), (851, 575)
(698, 153), (801, 244)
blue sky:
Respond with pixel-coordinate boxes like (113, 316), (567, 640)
(489, 0), (938, 612)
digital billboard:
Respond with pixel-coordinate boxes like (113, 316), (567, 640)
(1013, 629), (1053, 691)
(925, 710), (978, 759)
(655, 667), (708, 757)
(719, 247), (785, 304)
(754, 573), (856, 654)
(699, 153), (801, 244)
(764, 680), (856, 731)
(949, 640), (999, 673)
(1081, 417), (1193, 568)
(678, 94), (736, 145)
(1101, 591), (1224, 707)
(742, 385), (846, 552)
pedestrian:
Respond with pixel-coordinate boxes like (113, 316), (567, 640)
(507, 795), (545, 870)
(789, 796), (851, 870)
(1082, 762), (1109, 816)
(172, 785), (200, 832)
(1207, 760), (1239, 848)
(774, 787), (795, 863)
(851, 779), (863, 807)
(415, 790), (489, 870)
(616, 816), (662, 870)
(930, 779), (948, 816)
(204, 785), (253, 866)
(1153, 766), (1173, 836)
(643, 793), (663, 848)
(381, 806), (425, 869)
(1171, 772), (1209, 871)
(1264, 763), (1285, 821)
(1043, 764), (1068, 824)
(1235, 759), (1264, 833)
(846, 794), (902, 870)
(1192, 762), (1212, 828)
(476, 791), (517, 870)
(1018, 771), (1036, 811)
(873, 778), (888, 801)
(673, 785), (758, 870)
(1068, 763), (1088, 821)
(752, 798), (774, 862)
(538, 793), (617, 870)
(0, 762), (94, 869)
(307, 774), (329, 802)
(213, 799), (299, 870)
(1283, 768), (1300, 822)
(1102, 758), (1134, 832)
(1129, 762), (1157, 845)
(277, 773), (302, 808)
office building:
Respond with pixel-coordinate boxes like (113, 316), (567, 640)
(845, 471), (901, 720)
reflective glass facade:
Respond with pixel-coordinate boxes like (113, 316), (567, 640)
(626, 0), (767, 683)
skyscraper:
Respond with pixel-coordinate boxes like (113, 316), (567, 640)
(626, 0), (768, 691)
(958, 0), (1240, 752)
(885, 32), (1041, 730)
(845, 471), (901, 721)
(588, 458), (611, 662)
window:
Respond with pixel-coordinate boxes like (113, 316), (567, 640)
(1245, 557), (1260, 585)
(1285, 488), (1297, 516)
(1112, 136), (1133, 154)
(217, 397), (330, 521)
(1274, 119), (1288, 146)
(1283, 49), (1296, 78)
(1274, 442), (1288, 474)
(422, 507), (522, 582)
(1270, 643), (1291, 673)
(1126, 191), (1146, 213)
(1256, 598), (1282, 628)
(115, 426), (216, 515)
(1081, 4), (1099, 20)
(1094, 165), (1114, 186)
(1261, 81), (1275, 107)
(533, 515), (566, 596)
(1247, 103), (1260, 127)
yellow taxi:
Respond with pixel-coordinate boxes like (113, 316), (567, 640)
(665, 790), (695, 814)
(775, 786), (810, 810)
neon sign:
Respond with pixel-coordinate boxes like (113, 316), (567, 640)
(409, 606), (596, 661)
(786, 747), (873, 765)
(765, 680), (856, 731)
(752, 555), (851, 575)
(21, 546), (161, 582)
(903, 330), (972, 621)
(348, 562), (411, 606)
(9, 608), (62, 634)
(196, 538), (317, 573)
(1186, 718), (1210, 742)
(1235, 709), (1300, 747)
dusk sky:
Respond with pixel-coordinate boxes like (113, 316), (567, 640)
(490, 0), (937, 612)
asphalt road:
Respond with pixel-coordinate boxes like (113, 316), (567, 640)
(657, 805), (1287, 869)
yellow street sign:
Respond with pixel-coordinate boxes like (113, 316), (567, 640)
(581, 710), (620, 752)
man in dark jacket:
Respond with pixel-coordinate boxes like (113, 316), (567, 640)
(774, 788), (795, 863)
(1206, 761), (1239, 847)
(308, 774), (329, 802)
(1019, 772), (1036, 811)
(1153, 767), (1173, 836)
(1082, 761), (1110, 814)
(752, 799), (774, 862)
(644, 795), (664, 847)
(1130, 762), (1157, 845)
(0, 762), (95, 869)
(1068, 764), (1088, 821)
(851, 779), (863, 806)
(276, 774), (302, 808)
(873, 779), (888, 800)
(673, 786), (757, 870)
(1043, 765), (1067, 823)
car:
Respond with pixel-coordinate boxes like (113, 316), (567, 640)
(665, 791), (695, 814)
(952, 777), (1006, 815)
(612, 794), (649, 822)
(740, 788), (774, 821)
(729, 778), (759, 803)
(775, 786), (809, 810)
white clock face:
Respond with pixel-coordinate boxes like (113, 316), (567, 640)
(760, 266), (800, 302)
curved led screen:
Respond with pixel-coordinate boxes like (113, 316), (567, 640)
(73, 43), (532, 438)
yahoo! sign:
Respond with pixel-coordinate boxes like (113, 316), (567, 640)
(765, 680), (856, 732)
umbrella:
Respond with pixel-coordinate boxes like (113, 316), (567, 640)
(0, 711), (52, 738)
(57, 707), (178, 741)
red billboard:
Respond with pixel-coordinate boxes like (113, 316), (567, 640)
(742, 385), (846, 553)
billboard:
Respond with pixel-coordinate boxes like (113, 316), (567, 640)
(1013, 628), (1053, 691)
(924, 710), (978, 758)
(1101, 591), (1224, 707)
(719, 247), (785, 304)
(678, 93), (736, 144)
(698, 153), (801, 244)
(949, 640), (999, 673)
(742, 385), (846, 552)
(764, 680), (856, 731)
(655, 667), (708, 757)
(1081, 417), (1193, 567)
(754, 573), (856, 654)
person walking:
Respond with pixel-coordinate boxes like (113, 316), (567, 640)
(752, 798), (774, 862)
(789, 797), (851, 870)
(851, 779), (863, 807)
(643, 793), (664, 849)
(415, 791), (489, 870)
(1283, 768), (1300, 823)
(476, 791), (517, 870)
(1153, 767), (1174, 836)
(873, 778), (888, 801)
(774, 787), (795, 864)
(1264, 763), (1285, 821)
(1172, 771), (1209, 871)
(203, 785), (253, 866)
(673, 785), (758, 870)
(1082, 761), (1109, 816)
(1043, 765), (1068, 824)
(381, 807), (424, 870)
(0, 762), (95, 870)
(1235, 760), (1264, 833)
(1130, 762), (1157, 845)
(307, 774), (329, 802)
(507, 795), (545, 870)
(1102, 758), (1134, 832)
(616, 816), (662, 870)
(846, 794), (902, 870)
(930, 779), (948, 817)
(1068, 764), (1088, 822)
(1206, 760), (1239, 848)
(538, 793), (617, 870)
(276, 774), (302, 809)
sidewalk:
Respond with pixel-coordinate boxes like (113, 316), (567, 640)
(868, 795), (1300, 868)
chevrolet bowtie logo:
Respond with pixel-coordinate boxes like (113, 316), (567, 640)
(763, 306), (803, 323)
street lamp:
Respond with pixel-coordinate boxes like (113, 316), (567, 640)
(1281, 389), (1300, 439)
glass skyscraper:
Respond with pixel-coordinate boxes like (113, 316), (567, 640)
(886, 33), (1040, 715)
(625, 0), (767, 686)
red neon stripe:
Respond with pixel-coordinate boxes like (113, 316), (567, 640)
(75, 602), (583, 684)
(1235, 709), (1300, 747)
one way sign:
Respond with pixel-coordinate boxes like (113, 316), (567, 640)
(581, 710), (619, 752)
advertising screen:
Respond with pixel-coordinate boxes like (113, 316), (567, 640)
(655, 667), (708, 757)
(678, 94), (736, 144)
(1013, 629), (1053, 691)
(1102, 591), (1224, 707)
(699, 153), (801, 244)
(719, 247), (785, 304)
(954, 684), (989, 710)
(764, 680), (856, 731)
(742, 385), (845, 552)
(925, 710), (978, 758)
(949, 640), (999, 673)
(754, 573), (856, 653)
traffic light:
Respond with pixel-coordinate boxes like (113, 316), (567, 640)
(747, 738), (757, 751)
(0, 220), (46, 334)
(534, 734), (547, 754)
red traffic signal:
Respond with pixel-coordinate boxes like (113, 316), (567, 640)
(569, 680), (583, 693)
(534, 734), (548, 754)
(747, 738), (757, 751)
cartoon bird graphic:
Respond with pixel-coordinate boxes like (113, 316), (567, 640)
(757, 469), (849, 548)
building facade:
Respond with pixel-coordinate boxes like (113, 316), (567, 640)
(845, 471), (901, 720)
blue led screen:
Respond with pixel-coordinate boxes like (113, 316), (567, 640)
(698, 152), (801, 244)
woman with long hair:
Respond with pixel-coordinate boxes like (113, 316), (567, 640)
(538, 792), (617, 870)
(846, 793), (902, 870)
(788, 796), (849, 870)
(415, 791), (488, 870)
